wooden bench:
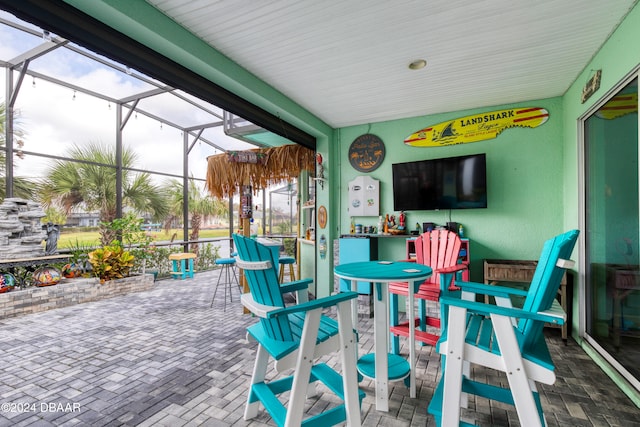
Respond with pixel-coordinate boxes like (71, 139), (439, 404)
(484, 259), (570, 342)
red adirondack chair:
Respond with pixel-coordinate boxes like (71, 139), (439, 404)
(389, 229), (467, 352)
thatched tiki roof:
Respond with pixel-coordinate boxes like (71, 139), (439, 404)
(205, 144), (315, 198)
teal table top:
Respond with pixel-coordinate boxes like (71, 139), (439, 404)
(334, 261), (432, 283)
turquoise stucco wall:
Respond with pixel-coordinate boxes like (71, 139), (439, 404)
(336, 97), (565, 282)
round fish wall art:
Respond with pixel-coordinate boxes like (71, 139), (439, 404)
(348, 134), (385, 172)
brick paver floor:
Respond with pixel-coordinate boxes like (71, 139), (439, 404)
(0, 270), (638, 426)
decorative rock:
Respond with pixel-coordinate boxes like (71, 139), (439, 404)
(0, 219), (24, 231)
(0, 198), (48, 259)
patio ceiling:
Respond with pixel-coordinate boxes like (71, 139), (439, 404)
(145, 0), (638, 128)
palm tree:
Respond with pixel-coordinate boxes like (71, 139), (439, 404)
(166, 178), (228, 254)
(0, 101), (34, 200)
(39, 142), (170, 245)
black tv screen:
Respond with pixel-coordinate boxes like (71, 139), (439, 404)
(392, 153), (487, 211)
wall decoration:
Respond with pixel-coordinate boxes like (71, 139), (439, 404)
(404, 107), (549, 147)
(227, 150), (269, 165)
(581, 69), (601, 103)
(318, 205), (327, 229)
(314, 152), (326, 189)
(348, 134), (385, 172)
(240, 185), (252, 219)
(318, 234), (327, 259)
(348, 176), (380, 216)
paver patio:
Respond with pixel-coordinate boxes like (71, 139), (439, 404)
(0, 270), (638, 426)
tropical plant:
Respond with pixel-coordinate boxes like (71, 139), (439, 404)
(88, 241), (135, 283)
(63, 238), (96, 277)
(101, 213), (155, 273)
(276, 220), (292, 235)
(195, 242), (220, 271)
(38, 142), (169, 244)
(146, 245), (178, 278)
(165, 179), (227, 255)
(42, 206), (67, 225)
(283, 237), (296, 256)
(0, 100), (35, 200)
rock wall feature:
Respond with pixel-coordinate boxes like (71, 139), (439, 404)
(0, 198), (47, 260)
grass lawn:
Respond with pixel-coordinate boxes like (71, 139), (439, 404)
(58, 228), (231, 249)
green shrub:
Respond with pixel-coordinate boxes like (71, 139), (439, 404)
(283, 238), (296, 256)
(88, 243), (135, 283)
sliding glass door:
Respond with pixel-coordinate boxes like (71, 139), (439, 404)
(584, 75), (639, 389)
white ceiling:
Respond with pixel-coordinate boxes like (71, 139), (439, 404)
(147, 0), (637, 128)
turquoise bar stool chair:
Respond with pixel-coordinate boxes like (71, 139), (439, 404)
(211, 257), (239, 310)
(428, 230), (579, 427)
(233, 233), (364, 426)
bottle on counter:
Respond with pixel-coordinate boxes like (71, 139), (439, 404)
(458, 224), (464, 238)
(377, 216), (383, 234)
(350, 218), (355, 234)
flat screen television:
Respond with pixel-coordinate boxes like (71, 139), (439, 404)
(392, 153), (487, 211)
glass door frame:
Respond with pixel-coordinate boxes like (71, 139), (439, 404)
(578, 65), (640, 391)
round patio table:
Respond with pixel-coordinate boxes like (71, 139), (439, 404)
(334, 260), (432, 412)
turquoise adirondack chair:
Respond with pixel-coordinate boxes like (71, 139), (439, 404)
(233, 234), (364, 427)
(428, 229), (579, 427)
(389, 229), (468, 352)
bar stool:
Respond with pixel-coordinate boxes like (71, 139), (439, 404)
(278, 256), (296, 283)
(211, 257), (239, 310)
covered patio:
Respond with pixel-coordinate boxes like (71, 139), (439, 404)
(1, 1), (640, 425)
(0, 269), (638, 426)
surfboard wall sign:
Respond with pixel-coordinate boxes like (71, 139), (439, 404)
(404, 107), (549, 147)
